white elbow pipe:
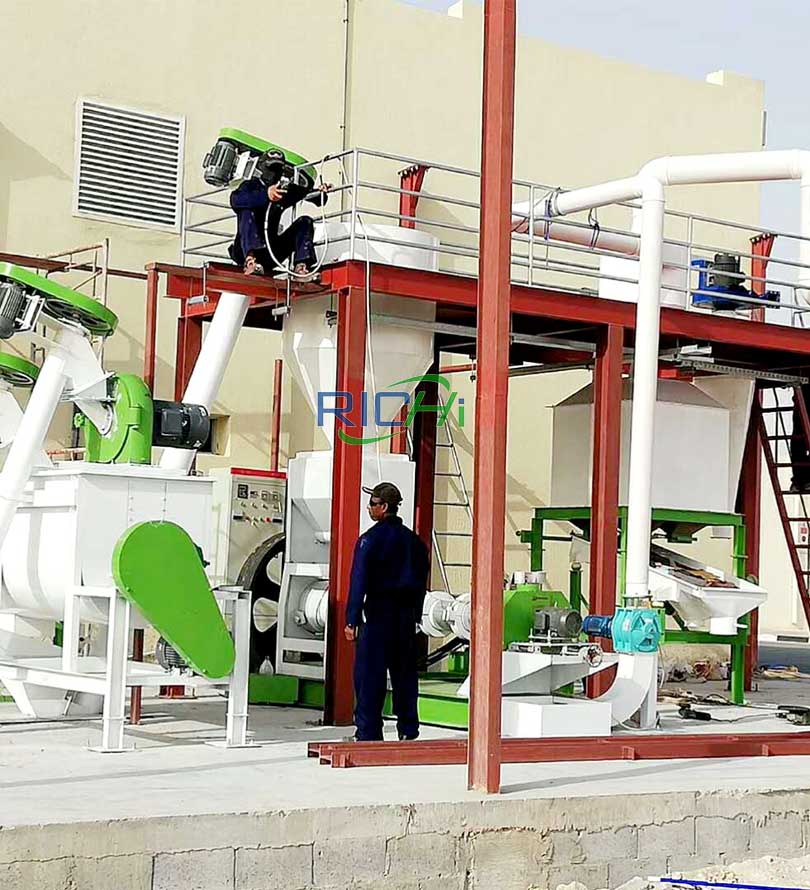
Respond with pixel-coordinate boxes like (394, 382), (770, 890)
(642, 150), (809, 187)
(624, 179), (666, 601)
(159, 291), (250, 474)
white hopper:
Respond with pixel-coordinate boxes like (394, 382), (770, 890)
(282, 293), (436, 446)
(550, 378), (753, 512)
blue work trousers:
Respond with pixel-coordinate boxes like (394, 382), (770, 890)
(353, 609), (419, 742)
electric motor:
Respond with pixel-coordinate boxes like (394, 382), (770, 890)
(202, 139), (239, 187)
(533, 607), (582, 640)
(152, 401), (210, 450)
(155, 636), (188, 672)
(0, 282), (29, 340)
(708, 253), (741, 291)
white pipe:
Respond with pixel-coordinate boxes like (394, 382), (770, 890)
(0, 344), (70, 549)
(624, 180), (665, 600)
(799, 175), (810, 305)
(159, 291), (250, 474)
(510, 205), (641, 256)
(537, 149), (810, 600)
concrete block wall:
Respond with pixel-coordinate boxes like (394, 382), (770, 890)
(0, 789), (808, 890)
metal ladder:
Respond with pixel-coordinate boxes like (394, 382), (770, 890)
(407, 395), (474, 595)
(757, 384), (810, 627)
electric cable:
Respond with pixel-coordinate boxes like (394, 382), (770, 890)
(261, 154), (332, 281)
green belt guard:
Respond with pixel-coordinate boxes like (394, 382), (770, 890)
(78, 373), (153, 464)
(0, 262), (118, 338)
(112, 522), (235, 679)
(0, 351), (39, 388)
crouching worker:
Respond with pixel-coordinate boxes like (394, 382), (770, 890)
(345, 483), (430, 742)
(229, 156), (329, 279)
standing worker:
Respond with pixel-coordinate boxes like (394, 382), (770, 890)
(345, 483), (430, 742)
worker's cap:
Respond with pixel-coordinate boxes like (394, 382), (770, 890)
(362, 482), (403, 508)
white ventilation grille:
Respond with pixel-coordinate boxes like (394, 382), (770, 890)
(74, 99), (185, 231)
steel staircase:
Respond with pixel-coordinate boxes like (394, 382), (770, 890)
(757, 384), (810, 627)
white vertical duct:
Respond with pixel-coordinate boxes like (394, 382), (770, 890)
(624, 179), (665, 600)
(525, 149), (810, 600)
(160, 291), (250, 474)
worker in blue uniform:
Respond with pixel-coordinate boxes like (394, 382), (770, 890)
(229, 162), (328, 277)
(345, 482), (430, 742)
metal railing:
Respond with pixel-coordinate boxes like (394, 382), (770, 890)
(181, 147), (810, 326)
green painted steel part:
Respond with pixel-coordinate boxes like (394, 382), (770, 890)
(0, 352), (39, 388)
(112, 521), (235, 679)
(0, 262), (118, 338)
(80, 374), (153, 464)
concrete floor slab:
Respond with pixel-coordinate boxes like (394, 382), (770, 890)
(1, 678), (810, 828)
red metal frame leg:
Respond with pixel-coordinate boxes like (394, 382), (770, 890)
(390, 405), (409, 455)
(413, 371), (439, 558)
(143, 267), (159, 392)
(468, 0), (517, 795)
(587, 325), (624, 698)
(739, 399), (762, 689)
(325, 286), (367, 726)
(270, 358), (283, 472)
(174, 313), (204, 401)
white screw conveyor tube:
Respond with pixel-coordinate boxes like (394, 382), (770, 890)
(0, 333), (75, 549)
(160, 291), (250, 474)
(519, 150), (810, 600)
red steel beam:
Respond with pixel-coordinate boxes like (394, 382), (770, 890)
(325, 286), (368, 726)
(157, 259), (810, 360)
(308, 731), (810, 768)
(270, 358), (283, 472)
(143, 267), (159, 392)
(587, 325), (624, 698)
(1, 251), (146, 281)
(468, 0), (517, 794)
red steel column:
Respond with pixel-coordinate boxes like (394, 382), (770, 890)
(468, 0), (516, 794)
(174, 314), (204, 401)
(131, 266), (160, 723)
(739, 403), (762, 689)
(325, 286), (367, 726)
(413, 371), (439, 556)
(587, 325), (624, 697)
(750, 234), (776, 324)
(270, 358), (283, 472)
(390, 406), (409, 455)
(143, 267), (159, 392)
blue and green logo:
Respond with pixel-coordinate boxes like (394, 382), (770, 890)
(317, 374), (465, 445)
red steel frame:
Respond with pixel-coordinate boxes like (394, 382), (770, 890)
(587, 325), (624, 698)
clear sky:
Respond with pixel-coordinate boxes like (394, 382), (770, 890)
(398, 0), (810, 261)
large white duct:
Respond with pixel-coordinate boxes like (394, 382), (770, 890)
(529, 149), (810, 600)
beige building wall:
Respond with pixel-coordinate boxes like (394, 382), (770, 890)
(2, 0), (793, 631)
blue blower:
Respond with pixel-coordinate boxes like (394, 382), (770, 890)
(582, 609), (661, 653)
